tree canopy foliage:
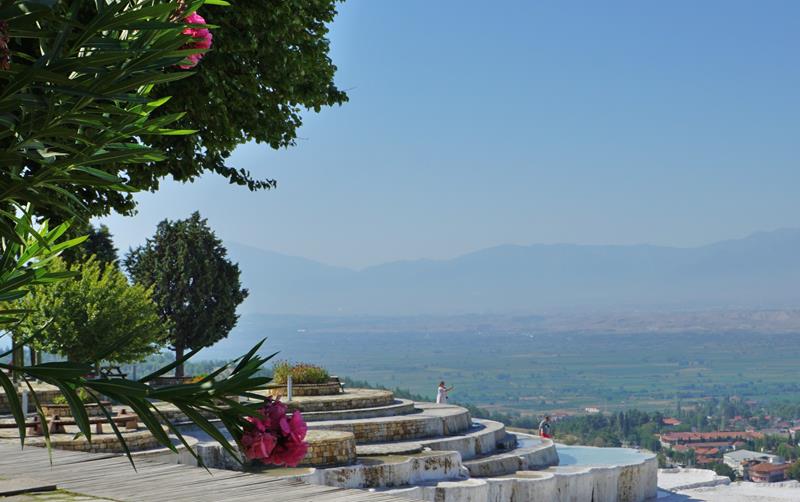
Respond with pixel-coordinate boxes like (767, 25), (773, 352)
(788, 460), (800, 482)
(61, 223), (118, 266)
(50, 0), (348, 219)
(13, 257), (168, 364)
(0, 0), (288, 467)
(0, 0), (200, 229)
(125, 212), (248, 376)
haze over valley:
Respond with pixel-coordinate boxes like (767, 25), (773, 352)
(228, 228), (800, 316)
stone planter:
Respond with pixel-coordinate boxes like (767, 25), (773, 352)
(266, 380), (342, 397)
(41, 401), (110, 418)
(150, 376), (197, 388)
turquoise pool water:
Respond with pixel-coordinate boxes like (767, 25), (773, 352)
(517, 436), (649, 467)
(556, 445), (650, 466)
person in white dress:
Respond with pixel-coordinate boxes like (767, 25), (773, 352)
(436, 381), (454, 404)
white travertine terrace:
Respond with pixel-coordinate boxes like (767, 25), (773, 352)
(169, 386), (658, 501)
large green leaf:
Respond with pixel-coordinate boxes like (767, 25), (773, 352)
(0, 371), (26, 447)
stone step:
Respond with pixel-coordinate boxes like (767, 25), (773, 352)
(463, 436), (559, 477)
(307, 403), (472, 444)
(420, 419), (508, 460)
(254, 388), (397, 413)
(358, 418), (509, 460)
(304, 399), (418, 422)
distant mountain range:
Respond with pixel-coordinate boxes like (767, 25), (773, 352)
(226, 229), (800, 315)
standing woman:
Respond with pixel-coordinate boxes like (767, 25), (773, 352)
(436, 381), (454, 404)
(538, 415), (552, 439)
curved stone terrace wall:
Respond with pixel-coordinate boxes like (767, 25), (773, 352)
(8, 428), (161, 454)
(187, 429), (357, 470)
(287, 389), (396, 413)
(487, 438), (658, 502)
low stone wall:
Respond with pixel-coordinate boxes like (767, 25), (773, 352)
(25, 429), (160, 454)
(150, 376), (197, 387)
(0, 387), (60, 413)
(304, 399), (416, 421)
(303, 430), (357, 467)
(268, 381), (342, 397)
(41, 402), (109, 418)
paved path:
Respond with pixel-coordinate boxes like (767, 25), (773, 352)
(0, 442), (415, 502)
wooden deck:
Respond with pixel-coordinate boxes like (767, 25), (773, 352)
(0, 442), (415, 501)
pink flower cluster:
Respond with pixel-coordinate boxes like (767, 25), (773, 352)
(241, 398), (308, 467)
(179, 12), (212, 69)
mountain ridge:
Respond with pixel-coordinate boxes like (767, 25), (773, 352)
(226, 228), (800, 315)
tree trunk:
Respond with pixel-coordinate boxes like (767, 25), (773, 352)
(29, 347), (36, 366)
(175, 345), (184, 378)
(10, 339), (23, 382)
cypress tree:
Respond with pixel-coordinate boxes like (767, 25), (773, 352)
(125, 212), (248, 377)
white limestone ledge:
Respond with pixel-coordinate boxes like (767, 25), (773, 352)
(463, 435), (559, 477)
(383, 454), (657, 502)
(358, 418), (508, 460)
(307, 403), (472, 443)
(501, 454), (658, 502)
(658, 467), (732, 491)
(278, 450), (466, 490)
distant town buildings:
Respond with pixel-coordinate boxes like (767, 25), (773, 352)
(748, 462), (790, 483)
(723, 450), (784, 477)
(662, 417), (682, 427)
(659, 431), (763, 449)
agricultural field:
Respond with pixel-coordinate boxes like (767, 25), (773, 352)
(203, 315), (800, 416)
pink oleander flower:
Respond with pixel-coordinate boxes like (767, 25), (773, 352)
(241, 429), (277, 460)
(179, 12), (212, 69)
(269, 435), (309, 467)
(242, 398), (309, 467)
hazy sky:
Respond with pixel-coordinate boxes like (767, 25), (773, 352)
(101, 1), (799, 269)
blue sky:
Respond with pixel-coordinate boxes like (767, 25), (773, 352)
(102, 0), (799, 269)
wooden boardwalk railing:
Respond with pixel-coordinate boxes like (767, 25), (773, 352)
(0, 442), (416, 501)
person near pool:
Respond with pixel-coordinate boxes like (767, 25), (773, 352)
(539, 415), (552, 438)
(436, 381), (454, 404)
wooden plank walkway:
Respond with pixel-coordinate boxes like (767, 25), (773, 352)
(0, 443), (416, 501)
